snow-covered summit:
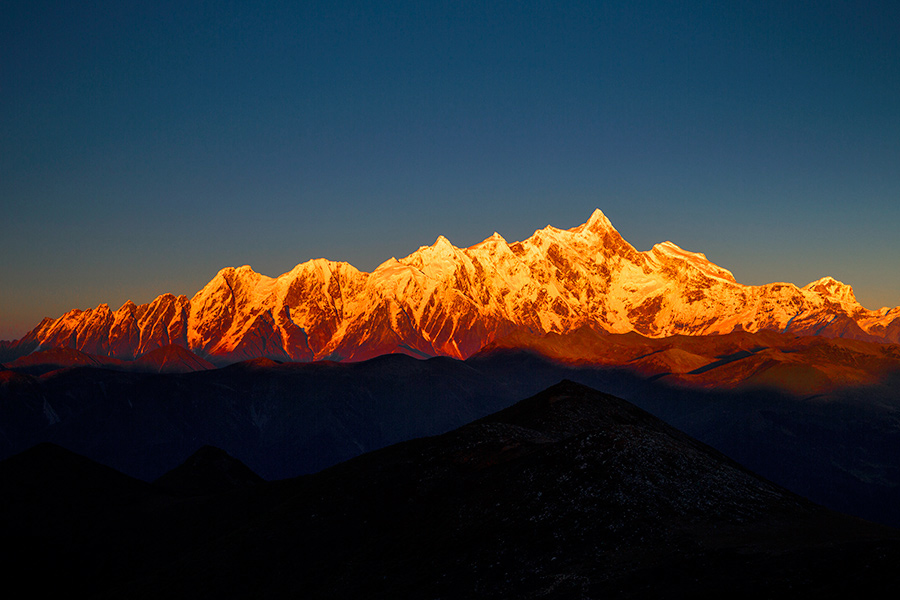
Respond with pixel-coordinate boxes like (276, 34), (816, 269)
(802, 276), (859, 307)
(577, 208), (617, 234)
(12, 210), (900, 362)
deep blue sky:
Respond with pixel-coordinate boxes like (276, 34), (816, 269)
(2, 1), (899, 340)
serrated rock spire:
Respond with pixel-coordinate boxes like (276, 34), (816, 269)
(580, 208), (616, 233)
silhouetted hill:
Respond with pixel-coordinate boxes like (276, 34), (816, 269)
(19, 381), (889, 598)
(154, 445), (264, 495)
(2, 351), (900, 529)
(0, 443), (171, 593)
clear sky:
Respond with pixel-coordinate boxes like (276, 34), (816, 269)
(2, 1), (899, 340)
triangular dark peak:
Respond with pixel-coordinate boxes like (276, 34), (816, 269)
(476, 379), (688, 440)
(154, 445), (264, 496)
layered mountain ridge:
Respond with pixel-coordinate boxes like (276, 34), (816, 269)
(6, 209), (900, 363)
(5, 382), (900, 598)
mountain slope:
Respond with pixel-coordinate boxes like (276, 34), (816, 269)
(57, 380), (897, 599)
(5, 209), (899, 363)
(3, 347), (900, 529)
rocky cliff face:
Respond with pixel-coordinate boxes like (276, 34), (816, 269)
(7, 210), (900, 363)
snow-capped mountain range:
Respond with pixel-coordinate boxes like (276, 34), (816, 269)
(7, 210), (900, 363)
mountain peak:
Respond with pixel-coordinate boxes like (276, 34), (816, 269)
(809, 275), (843, 287)
(650, 240), (710, 264)
(576, 208), (616, 234)
(649, 241), (737, 283)
(215, 264), (256, 277)
(653, 240), (686, 253)
(432, 234), (455, 249)
(8, 210), (899, 361)
(468, 231), (509, 250)
(803, 276), (858, 305)
(154, 445), (263, 495)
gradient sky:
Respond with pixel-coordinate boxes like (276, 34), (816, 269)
(2, 1), (899, 341)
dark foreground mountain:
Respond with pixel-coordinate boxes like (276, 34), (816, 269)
(0, 442), (283, 596)
(153, 444), (265, 495)
(3, 344), (900, 528)
(3, 382), (899, 598)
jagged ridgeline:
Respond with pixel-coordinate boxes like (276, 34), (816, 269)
(5, 210), (900, 363)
